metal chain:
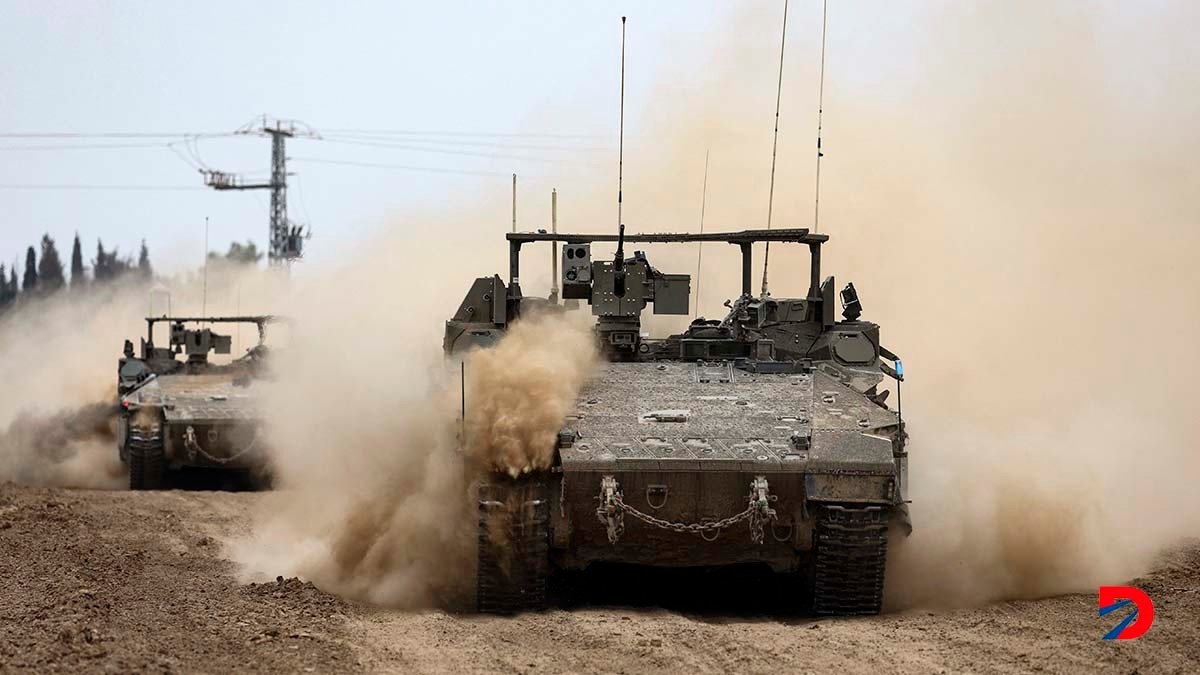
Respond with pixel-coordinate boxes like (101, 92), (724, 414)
(183, 425), (258, 465)
(614, 495), (756, 536)
(596, 475), (777, 544)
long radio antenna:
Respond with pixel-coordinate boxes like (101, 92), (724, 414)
(813, 0), (828, 233)
(612, 16), (628, 298)
(760, 0), (789, 297)
(617, 16), (627, 234)
(202, 216), (209, 320)
(694, 148), (710, 319)
(550, 188), (559, 303)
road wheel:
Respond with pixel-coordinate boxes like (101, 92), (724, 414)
(476, 476), (550, 614)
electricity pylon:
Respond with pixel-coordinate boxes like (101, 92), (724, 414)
(202, 116), (319, 266)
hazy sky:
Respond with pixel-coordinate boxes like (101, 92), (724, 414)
(0, 1), (1190, 278)
(0, 1), (743, 272)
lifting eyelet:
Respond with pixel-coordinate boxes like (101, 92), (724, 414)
(645, 484), (668, 510)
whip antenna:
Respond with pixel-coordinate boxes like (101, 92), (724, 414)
(813, 0), (828, 233)
(694, 148), (710, 319)
(550, 188), (559, 303)
(613, 16), (628, 297)
(617, 16), (627, 235)
(202, 215), (209, 320)
(760, 0), (789, 297)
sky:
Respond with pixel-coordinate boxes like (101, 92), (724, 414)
(0, 1), (1193, 279)
(0, 1), (739, 272)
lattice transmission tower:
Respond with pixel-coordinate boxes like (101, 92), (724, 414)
(201, 116), (319, 266)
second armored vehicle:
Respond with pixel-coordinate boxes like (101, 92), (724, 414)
(447, 227), (910, 615)
(116, 316), (281, 490)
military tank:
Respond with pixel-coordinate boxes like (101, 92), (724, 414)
(116, 316), (280, 490)
(446, 227), (909, 615)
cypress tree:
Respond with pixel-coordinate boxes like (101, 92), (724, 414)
(22, 246), (37, 292)
(38, 234), (66, 292)
(138, 239), (152, 279)
(70, 232), (86, 288)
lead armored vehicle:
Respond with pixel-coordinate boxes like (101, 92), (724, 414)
(116, 316), (281, 490)
(446, 228), (909, 615)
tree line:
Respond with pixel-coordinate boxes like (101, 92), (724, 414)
(0, 235), (264, 316)
(0, 234), (151, 314)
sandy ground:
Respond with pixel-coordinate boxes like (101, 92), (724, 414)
(0, 483), (1196, 674)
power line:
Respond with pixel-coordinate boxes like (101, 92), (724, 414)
(319, 138), (600, 165)
(0, 183), (203, 191)
(321, 131), (610, 153)
(292, 173), (313, 231)
(320, 128), (605, 139)
(200, 117), (317, 266)
(292, 157), (508, 177)
(0, 142), (177, 151)
(167, 142), (204, 170)
(0, 132), (229, 138)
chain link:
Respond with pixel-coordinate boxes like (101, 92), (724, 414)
(596, 475), (776, 544)
(615, 495), (756, 536)
(183, 424), (258, 465)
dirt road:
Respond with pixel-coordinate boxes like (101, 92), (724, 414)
(1, 483), (1195, 674)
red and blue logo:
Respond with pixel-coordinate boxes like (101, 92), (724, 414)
(1099, 586), (1154, 640)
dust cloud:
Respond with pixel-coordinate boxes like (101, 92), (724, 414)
(525, 0), (1200, 609)
(0, 265), (283, 490)
(2, 0), (1195, 615)
(464, 312), (597, 477)
(0, 282), (157, 489)
(0, 402), (123, 490)
(231, 231), (596, 607)
(235, 1), (1198, 610)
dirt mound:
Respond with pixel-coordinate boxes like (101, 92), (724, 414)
(0, 484), (358, 673)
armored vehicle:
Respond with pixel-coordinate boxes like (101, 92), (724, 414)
(116, 316), (280, 490)
(447, 227), (910, 615)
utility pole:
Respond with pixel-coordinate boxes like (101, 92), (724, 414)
(201, 115), (319, 266)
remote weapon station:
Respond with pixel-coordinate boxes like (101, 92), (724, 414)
(116, 316), (281, 489)
(446, 226), (910, 615)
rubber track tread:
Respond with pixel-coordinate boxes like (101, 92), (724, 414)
(128, 429), (164, 491)
(813, 504), (889, 615)
(476, 479), (549, 614)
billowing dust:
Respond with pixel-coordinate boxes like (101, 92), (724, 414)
(1, 1), (1197, 615)
(463, 312), (598, 477)
(0, 264), (283, 490)
(231, 234), (596, 608)
(0, 402), (123, 489)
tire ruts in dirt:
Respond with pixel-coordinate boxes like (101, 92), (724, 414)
(476, 477), (550, 614)
(812, 504), (889, 615)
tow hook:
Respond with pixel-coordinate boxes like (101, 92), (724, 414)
(184, 425), (199, 460)
(748, 476), (778, 544)
(596, 475), (624, 544)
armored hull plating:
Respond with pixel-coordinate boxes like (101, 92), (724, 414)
(116, 316), (279, 489)
(452, 228), (909, 615)
(555, 362), (898, 567)
(119, 375), (264, 476)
